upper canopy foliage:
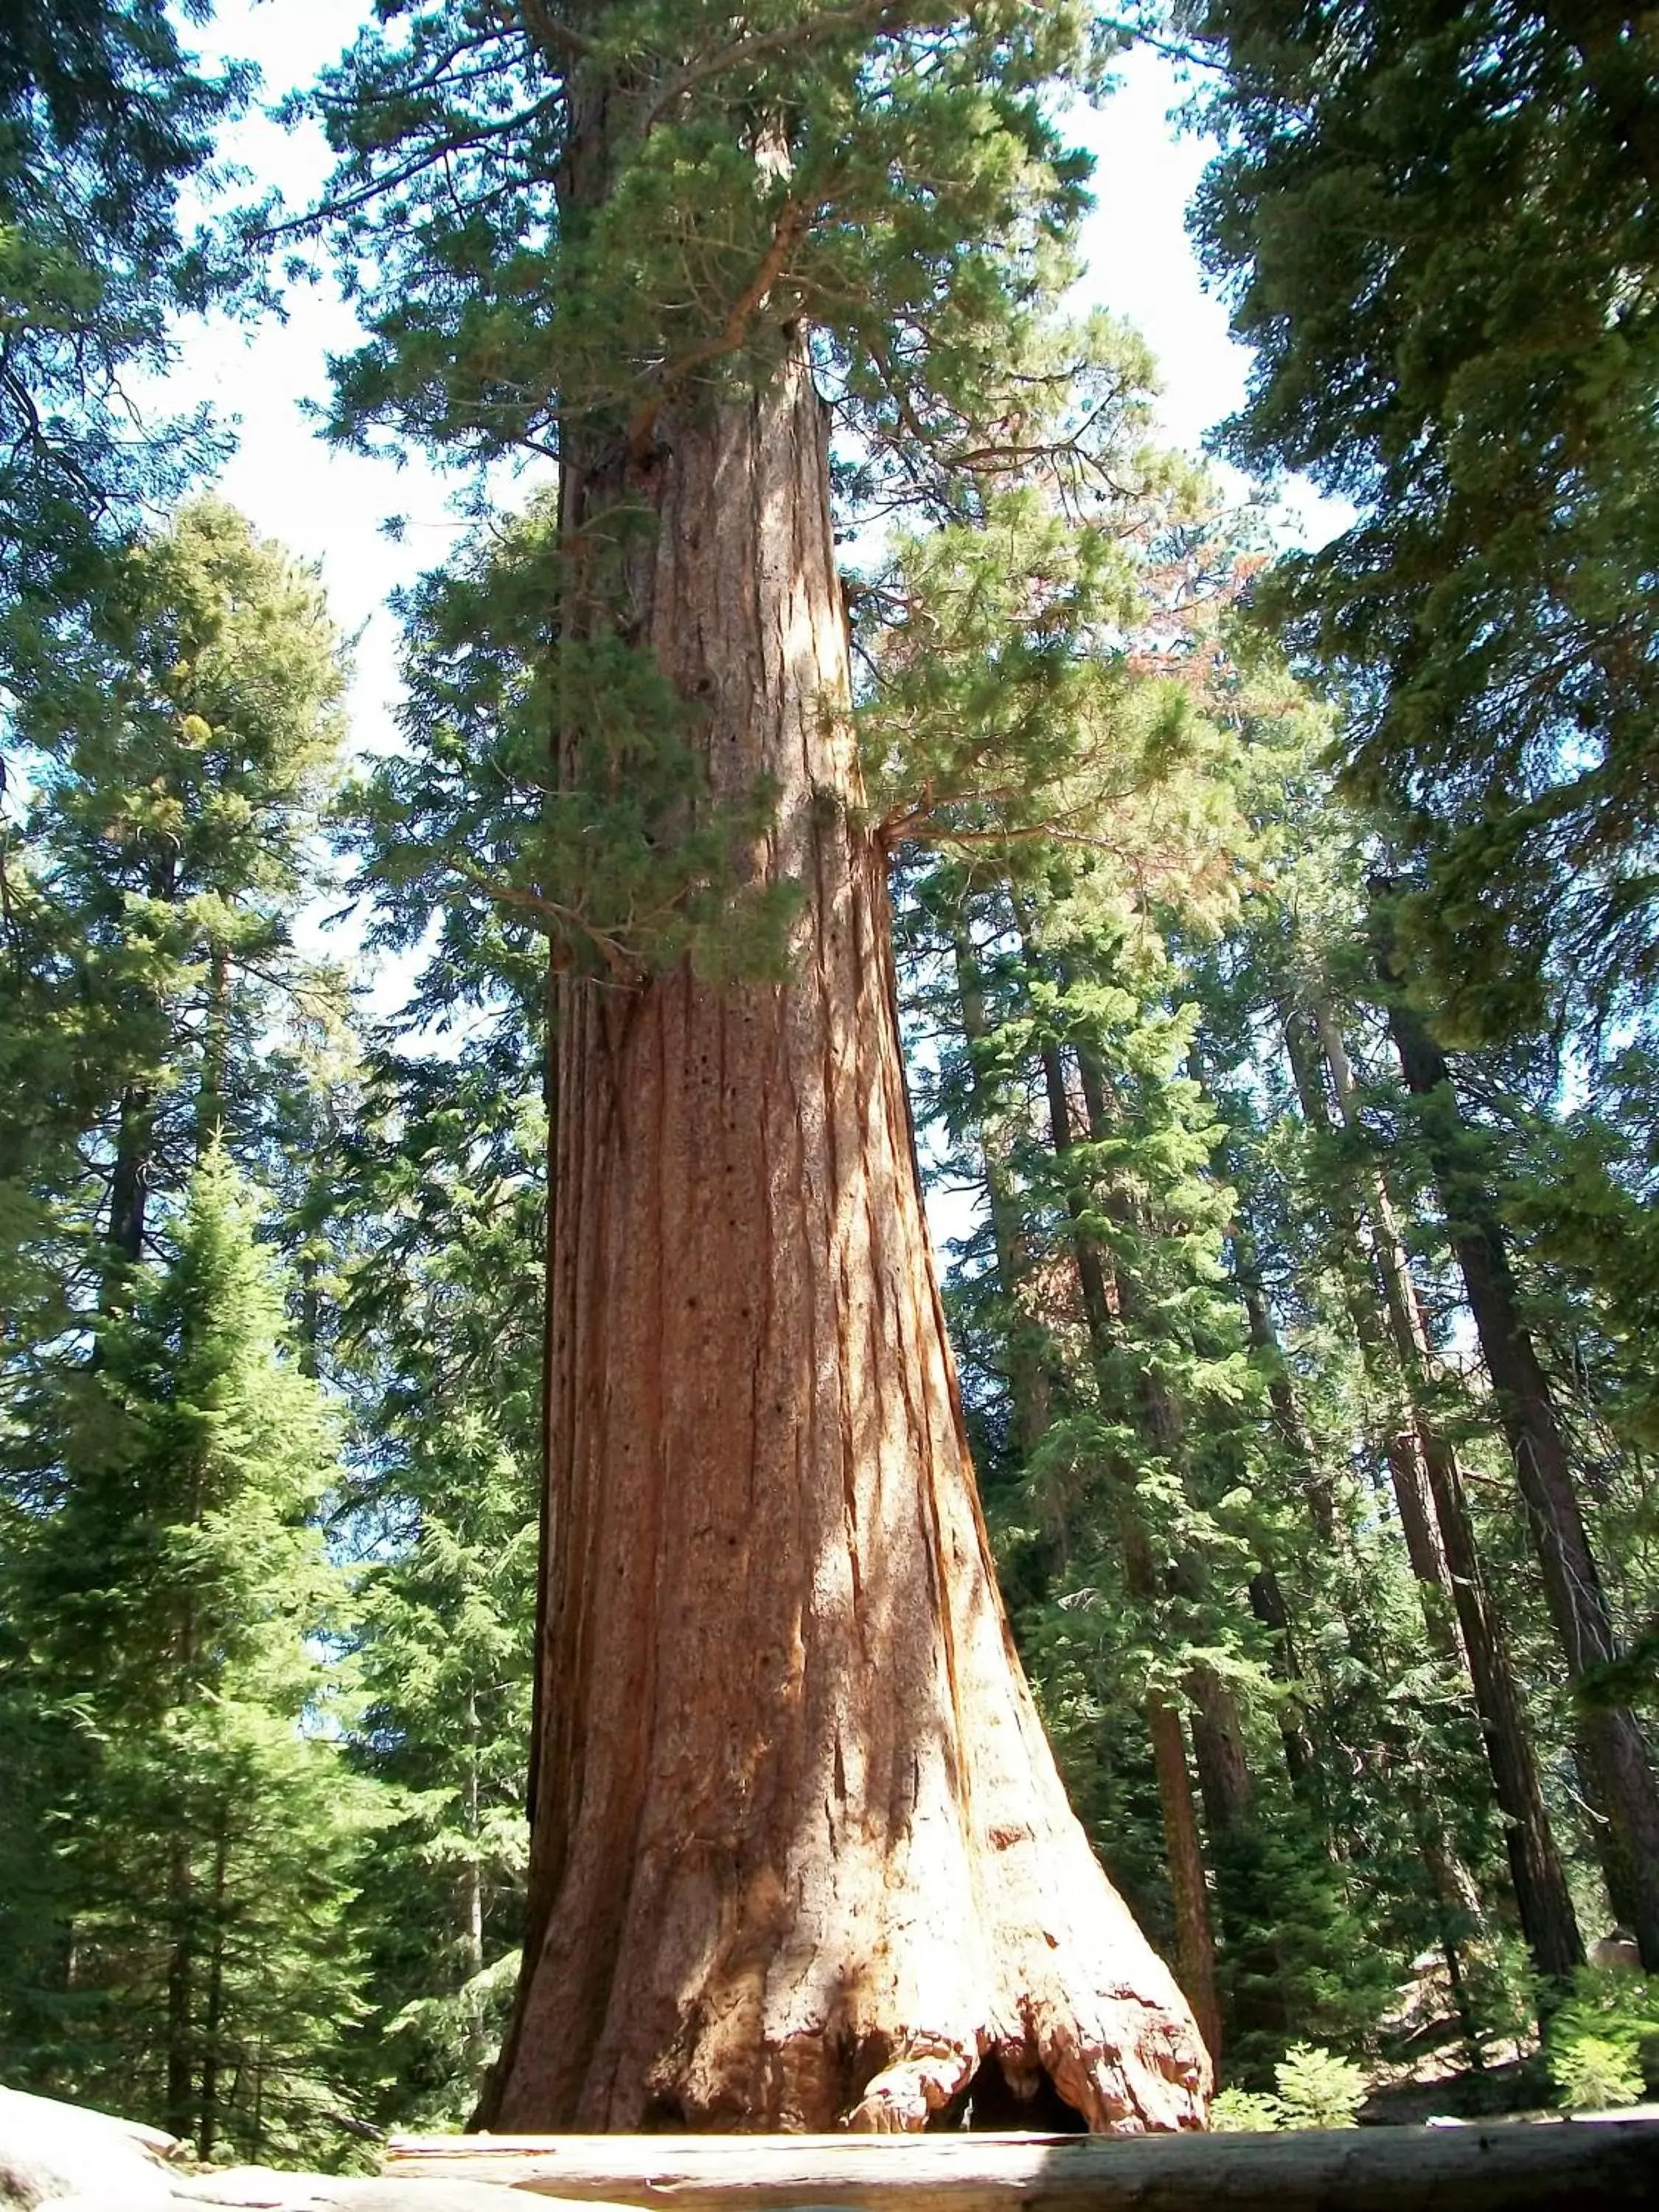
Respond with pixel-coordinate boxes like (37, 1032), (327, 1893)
(1181, 1), (1659, 1050)
(280, 1), (1122, 500)
(294, 5), (1265, 981)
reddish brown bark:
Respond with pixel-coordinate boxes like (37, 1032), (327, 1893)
(1147, 1698), (1223, 2068)
(483, 354), (1207, 2134)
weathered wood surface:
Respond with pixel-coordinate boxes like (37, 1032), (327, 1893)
(384, 2121), (1659, 2211)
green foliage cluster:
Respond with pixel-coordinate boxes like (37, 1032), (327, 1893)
(0, 487), (536, 2154)
(0, 1149), (382, 2163)
(1182, 1), (1659, 1051)
(1551, 2034), (1644, 2114)
(288, 3), (1117, 483)
(1210, 2042), (1366, 2131)
(1548, 1968), (1659, 2111)
(0, 497), (349, 1323)
(326, 1041), (543, 2130)
(0, 1), (245, 639)
(347, 495), (800, 989)
(858, 440), (1244, 899)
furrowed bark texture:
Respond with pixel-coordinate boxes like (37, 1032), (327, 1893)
(484, 353), (1208, 2135)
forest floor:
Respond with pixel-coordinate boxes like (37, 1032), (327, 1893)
(1363, 2053), (1551, 2126)
(1360, 1952), (1553, 2123)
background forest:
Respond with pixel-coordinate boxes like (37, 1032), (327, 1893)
(4, 0), (1659, 2163)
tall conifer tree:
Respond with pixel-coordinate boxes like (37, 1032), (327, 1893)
(0, 497), (349, 1310)
(1181, 1), (1659, 1044)
(0, 1150), (378, 2160)
(294, 1), (1210, 2130)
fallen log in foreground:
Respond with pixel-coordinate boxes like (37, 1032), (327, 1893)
(384, 2120), (1659, 2212)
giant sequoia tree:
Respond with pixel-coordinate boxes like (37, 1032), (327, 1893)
(297, 1), (1206, 2133)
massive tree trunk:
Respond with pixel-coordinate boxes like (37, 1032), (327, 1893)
(482, 352), (1207, 2134)
(1371, 933), (1659, 1971)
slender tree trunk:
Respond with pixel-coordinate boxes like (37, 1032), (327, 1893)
(1232, 1237), (1335, 1547)
(1229, 1292), (1319, 1798)
(106, 849), (178, 1273)
(484, 346), (1206, 2132)
(1215, 1200), (1323, 1800)
(165, 1833), (195, 2145)
(1243, 1569), (1314, 1798)
(107, 1084), (153, 1267)
(1147, 1698), (1222, 2067)
(1312, 1003), (1583, 1983)
(1198, 1062), (1330, 1808)
(197, 939), (230, 1154)
(1288, 1004), (1489, 1942)
(461, 1691), (489, 2080)
(1373, 942), (1659, 1970)
(950, 911), (1054, 1455)
(1419, 1833), (1487, 2072)
(1189, 1670), (1255, 1847)
(198, 1826), (230, 2160)
(462, 1694), (485, 1987)
(1284, 1013), (1452, 1597)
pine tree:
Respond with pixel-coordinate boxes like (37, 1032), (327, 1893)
(1368, 894), (1659, 1969)
(0, 1148), (378, 2161)
(1, 497), (349, 1290)
(1293, 990), (1585, 1990)
(908, 846), (1392, 2081)
(330, 1045), (543, 2131)
(1183, 738), (1590, 2054)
